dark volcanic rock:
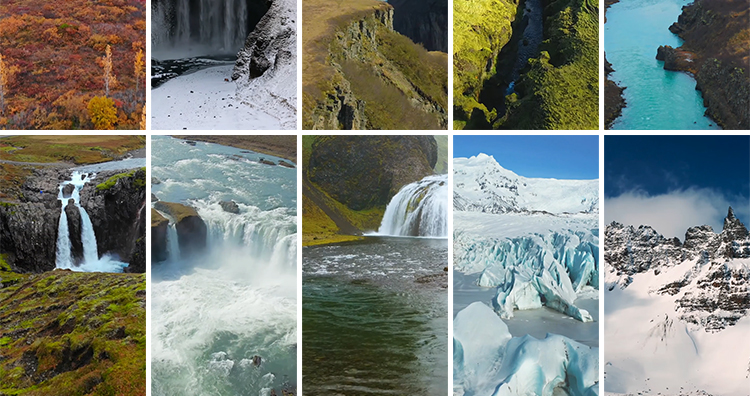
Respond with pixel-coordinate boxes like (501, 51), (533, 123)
(126, 203), (147, 273)
(308, 136), (438, 210)
(62, 184), (75, 198)
(151, 209), (169, 263)
(389, 0), (447, 52)
(151, 193), (159, 202)
(64, 200), (83, 264)
(0, 202), (60, 273)
(153, 201), (207, 258)
(220, 200), (240, 214)
(80, 168), (147, 273)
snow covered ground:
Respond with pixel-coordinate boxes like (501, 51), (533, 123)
(151, 65), (295, 130)
(604, 249), (750, 395)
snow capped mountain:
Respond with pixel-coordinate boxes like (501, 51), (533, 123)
(604, 207), (750, 395)
(454, 153), (598, 215)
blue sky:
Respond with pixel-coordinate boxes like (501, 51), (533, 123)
(605, 136), (750, 239)
(453, 135), (599, 179)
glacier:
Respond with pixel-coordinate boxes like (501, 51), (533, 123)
(453, 153), (600, 395)
(454, 302), (599, 396)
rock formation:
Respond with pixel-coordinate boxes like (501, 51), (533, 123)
(605, 207), (750, 331)
(0, 167), (146, 274)
(389, 0), (447, 52)
(303, 0), (447, 130)
(151, 209), (169, 263)
(659, 0), (749, 129)
(153, 201), (207, 258)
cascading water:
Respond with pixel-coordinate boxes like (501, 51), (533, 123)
(151, 136), (297, 395)
(55, 171), (127, 273)
(152, 0), (258, 57)
(377, 174), (449, 237)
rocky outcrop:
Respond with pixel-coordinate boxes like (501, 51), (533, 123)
(604, 53), (625, 129)
(304, 3), (447, 130)
(655, 45), (695, 71)
(0, 167), (146, 274)
(605, 208), (750, 331)
(220, 200), (240, 214)
(80, 168), (146, 273)
(308, 136), (437, 210)
(153, 201), (207, 258)
(232, 0), (297, 129)
(660, 0), (749, 129)
(389, 0), (447, 52)
(151, 209), (169, 263)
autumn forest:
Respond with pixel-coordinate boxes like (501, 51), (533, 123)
(0, 0), (146, 130)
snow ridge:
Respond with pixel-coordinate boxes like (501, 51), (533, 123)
(454, 154), (598, 215)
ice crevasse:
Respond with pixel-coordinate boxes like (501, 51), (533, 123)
(455, 229), (599, 322)
(454, 302), (599, 396)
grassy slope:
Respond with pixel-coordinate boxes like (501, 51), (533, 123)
(0, 270), (146, 395)
(301, 136), (385, 246)
(453, 0), (518, 129)
(302, 0), (447, 130)
(0, 135), (145, 201)
(502, 0), (599, 129)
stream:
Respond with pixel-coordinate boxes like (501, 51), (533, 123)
(606, 0), (721, 130)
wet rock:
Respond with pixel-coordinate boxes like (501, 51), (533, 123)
(184, 140), (196, 146)
(252, 355), (262, 367)
(278, 160), (295, 168)
(62, 184), (75, 198)
(153, 201), (207, 257)
(151, 177), (161, 185)
(151, 209), (169, 263)
(81, 168), (147, 273)
(259, 158), (276, 166)
(151, 193), (159, 203)
(219, 200), (240, 214)
(64, 200), (83, 264)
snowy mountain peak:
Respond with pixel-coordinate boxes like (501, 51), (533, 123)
(453, 154), (598, 215)
(605, 209), (750, 332)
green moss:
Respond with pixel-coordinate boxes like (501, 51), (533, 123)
(96, 167), (145, 191)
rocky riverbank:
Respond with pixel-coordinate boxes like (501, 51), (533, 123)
(171, 135), (297, 163)
(657, 0), (749, 129)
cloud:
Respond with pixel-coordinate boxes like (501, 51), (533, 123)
(605, 188), (750, 240)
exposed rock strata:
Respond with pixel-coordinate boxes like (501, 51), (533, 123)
(389, 0), (447, 52)
(151, 209), (169, 263)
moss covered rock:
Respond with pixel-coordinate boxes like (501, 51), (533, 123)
(308, 136), (437, 211)
(0, 270), (145, 395)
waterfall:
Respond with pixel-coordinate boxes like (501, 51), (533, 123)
(378, 174), (449, 237)
(54, 171), (126, 273)
(153, 0), (252, 56)
(167, 223), (180, 260)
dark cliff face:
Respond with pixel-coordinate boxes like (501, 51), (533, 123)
(389, 0), (448, 52)
(0, 168), (146, 274)
(81, 168), (147, 273)
(665, 0), (749, 130)
(308, 136), (438, 211)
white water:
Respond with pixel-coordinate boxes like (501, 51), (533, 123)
(153, 0), (250, 57)
(151, 136), (297, 395)
(54, 171), (127, 273)
(377, 174), (449, 237)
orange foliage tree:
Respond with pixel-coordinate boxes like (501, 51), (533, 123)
(87, 96), (117, 129)
(102, 44), (117, 97)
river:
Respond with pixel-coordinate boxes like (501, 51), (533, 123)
(606, 0), (721, 130)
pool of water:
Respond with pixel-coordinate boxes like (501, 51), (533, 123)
(303, 237), (448, 396)
(606, 0), (721, 130)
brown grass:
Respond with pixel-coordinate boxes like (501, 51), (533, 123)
(171, 135), (297, 163)
(0, 135), (145, 164)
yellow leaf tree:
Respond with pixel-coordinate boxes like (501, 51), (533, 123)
(88, 96), (118, 130)
(0, 54), (9, 115)
(134, 48), (144, 101)
(103, 45), (117, 97)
